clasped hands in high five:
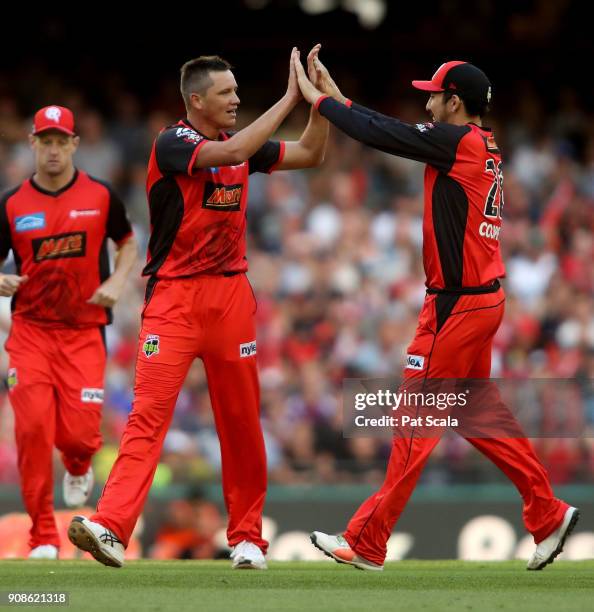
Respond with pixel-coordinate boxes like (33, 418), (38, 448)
(286, 44), (347, 107)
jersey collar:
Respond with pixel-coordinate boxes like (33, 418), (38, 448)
(467, 122), (492, 132)
(30, 169), (79, 197)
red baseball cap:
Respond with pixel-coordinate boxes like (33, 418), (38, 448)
(412, 61), (492, 105)
(32, 105), (76, 136)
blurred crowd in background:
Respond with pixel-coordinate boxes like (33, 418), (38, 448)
(0, 4), (592, 513)
(0, 79), (592, 495)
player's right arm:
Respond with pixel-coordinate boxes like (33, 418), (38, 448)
(0, 197), (27, 297)
(0, 268), (28, 297)
(195, 59), (299, 169)
(158, 48), (302, 175)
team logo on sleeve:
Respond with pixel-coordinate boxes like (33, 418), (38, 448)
(203, 182), (243, 212)
(175, 127), (204, 145)
(415, 123), (434, 133)
(32, 232), (86, 262)
(15, 213), (46, 232)
(405, 354), (425, 370)
(7, 368), (17, 390)
(240, 341), (257, 358)
(142, 334), (160, 358)
(81, 388), (104, 403)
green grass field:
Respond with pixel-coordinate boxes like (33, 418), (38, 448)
(1, 560), (593, 611)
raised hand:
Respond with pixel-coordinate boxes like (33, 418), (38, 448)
(286, 47), (302, 104)
(311, 53), (347, 105)
(292, 52), (324, 105)
(307, 44), (322, 88)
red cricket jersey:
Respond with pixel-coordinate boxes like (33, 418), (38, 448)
(0, 170), (133, 327)
(318, 98), (506, 289)
(144, 119), (285, 279)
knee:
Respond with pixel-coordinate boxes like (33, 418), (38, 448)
(15, 419), (50, 448)
(56, 431), (101, 458)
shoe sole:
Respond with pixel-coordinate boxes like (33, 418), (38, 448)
(232, 559), (268, 570)
(310, 533), (382, 571)
(529, 508), (580, 571)
(67, 519), (123, 568)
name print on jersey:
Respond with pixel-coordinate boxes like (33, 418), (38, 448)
(32, 232), (87, 262)
(203, 182), (243, 212)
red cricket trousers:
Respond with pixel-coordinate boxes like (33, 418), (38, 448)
(344, 287), (568, 565)
(93, 273), (268, 551)
(6, 318), (105, 549)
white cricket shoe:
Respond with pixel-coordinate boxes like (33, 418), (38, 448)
(28, 545), (58, 560)
(63, 467), (94, 508)
(68, 515), (125, 568)
(527, 506), (580, 570)
(230, 541), (267, 569)
(310, 531), (383, 571)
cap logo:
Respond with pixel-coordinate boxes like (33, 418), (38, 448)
(487, 87), (492, 103)
(45, 106), (62, 123)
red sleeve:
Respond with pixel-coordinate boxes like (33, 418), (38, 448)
(187, 139), (209, 176)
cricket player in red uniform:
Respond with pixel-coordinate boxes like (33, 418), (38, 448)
(69, 47), (329, 569)
(293, 55), (578, 571)
(0, 106), (137, 559)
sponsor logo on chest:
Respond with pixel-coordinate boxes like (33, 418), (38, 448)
(70, 209), (101, 219)
(15, 212), (46, 232)
(240, 341), (257, 358)
(203, 182), (243, 212)
(32, 232), (86, 262)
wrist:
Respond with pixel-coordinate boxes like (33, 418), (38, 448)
(284, 91), (300, 106)
(314, 94), (330, 110)
(108, 273), (125, 288)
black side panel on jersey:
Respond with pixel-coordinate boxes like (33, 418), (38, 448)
(99, 325), (107, 351)
(319, 98), (469, 174)
(143, 177), (185, 277)
(98, 236), (113, 324)
(248, 141), (281, 174)
(432, 175), (469, 288)
(10, 249), (23, 314)
(87, 176), (133, 243)
(144, 276), (159, 309)
(0, 186), (19, 259)
(435, 294), (461, 334)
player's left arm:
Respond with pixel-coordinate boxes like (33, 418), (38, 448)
(87, 235), (138, 308)
(0, 195), (28, 296)
(87, 186), (138, 308)
(293, 55), (466, 173)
